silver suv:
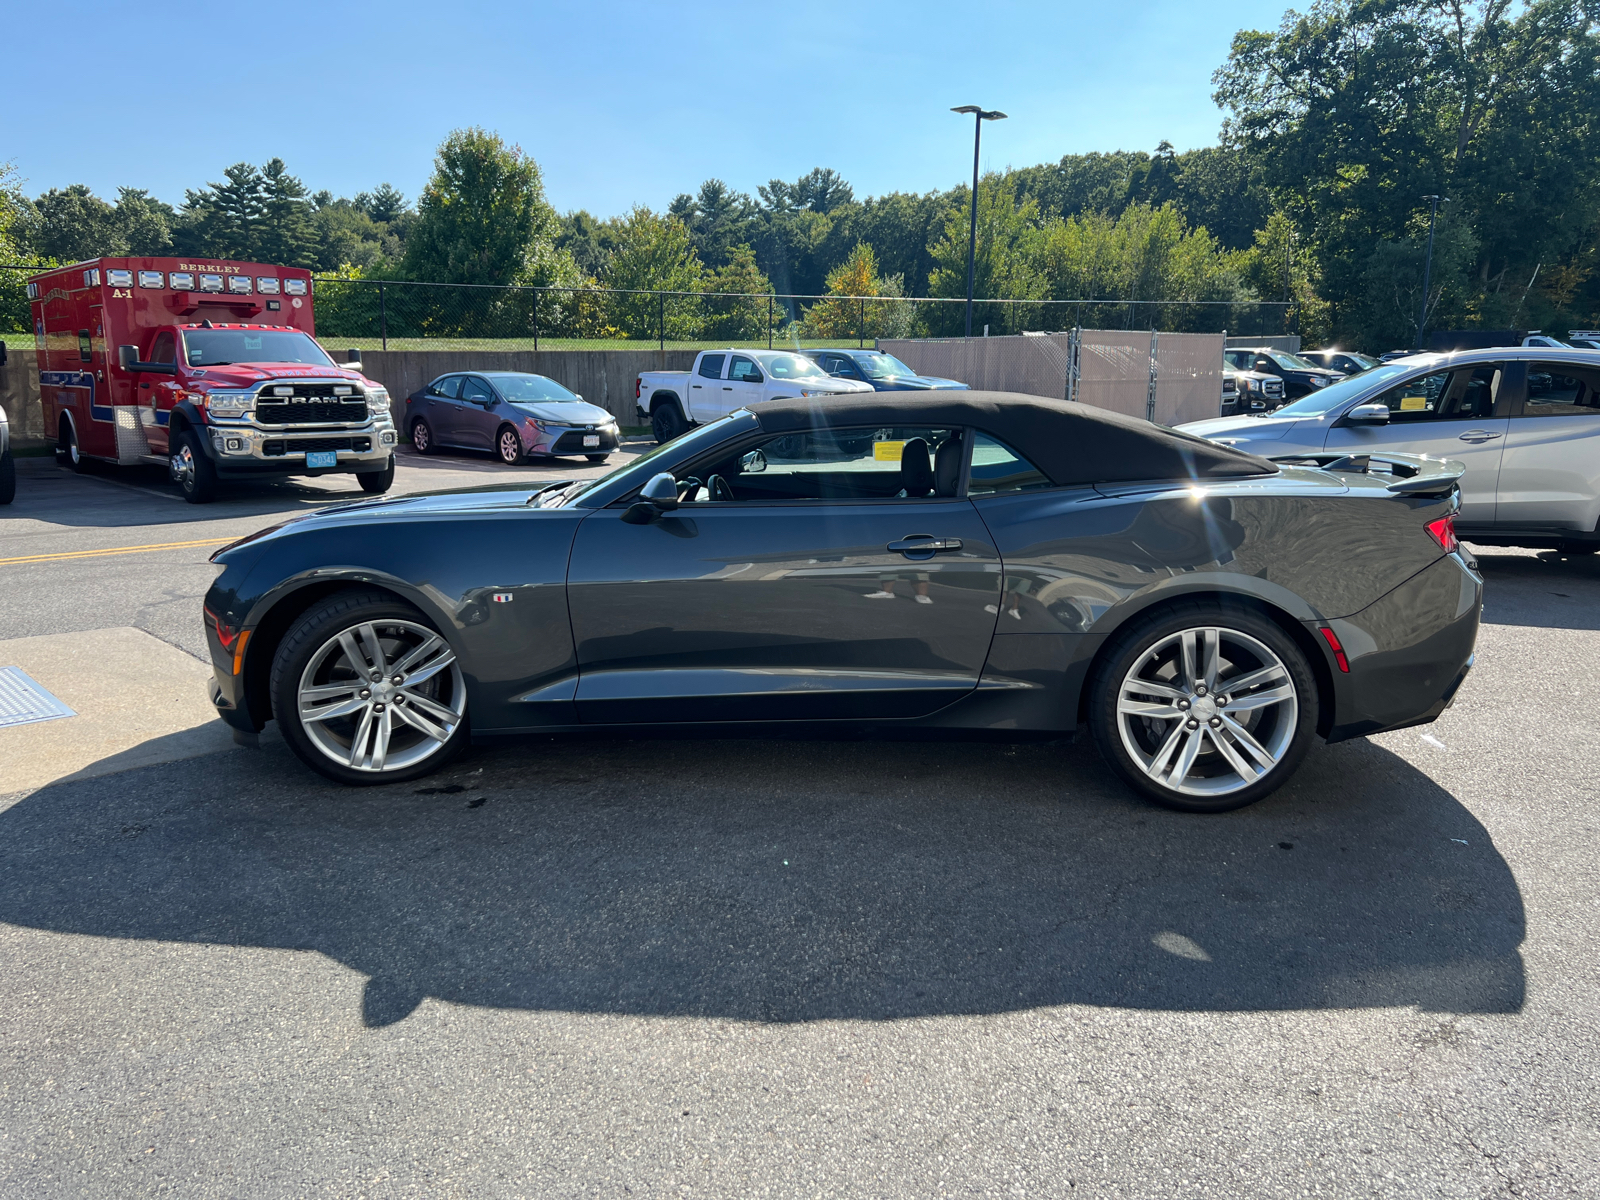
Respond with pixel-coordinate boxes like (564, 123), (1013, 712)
(1181, 348), (1600, 553)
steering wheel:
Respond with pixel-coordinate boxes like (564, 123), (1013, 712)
(708, 474), (735, 502)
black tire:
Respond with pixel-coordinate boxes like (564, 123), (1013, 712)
(0, 448), (15, 504)
(171, 429), (218, 503)
(270, 589), (469, 786)
(586, 453), (610, 464)
(59, 416), (90, 474)
(651, 400), (687, 444)
(410, 418), (436, 455)
(358, 457), (395, 494)
(496, 425), (524, 465)
(1088, 601), (1319, 813)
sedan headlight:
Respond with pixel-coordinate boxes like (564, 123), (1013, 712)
(205, 391), (253, 418)
(366, 387), (391, 414)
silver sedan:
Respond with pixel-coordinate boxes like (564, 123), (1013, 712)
(1180, 348), (1600, 553)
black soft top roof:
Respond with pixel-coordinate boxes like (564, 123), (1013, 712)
(752, 391), (1277, 486)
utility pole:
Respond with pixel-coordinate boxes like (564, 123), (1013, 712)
(951, 106), (1007, 339)
(1415, 195), (1448, 350)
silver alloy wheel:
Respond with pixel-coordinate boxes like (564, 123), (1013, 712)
(412, 422), (430, 452)
(1115, 625), (1298, 798)
(296, 619), (464, 774)
(498, 429), (521, 464)
(169, 442), (193, 485)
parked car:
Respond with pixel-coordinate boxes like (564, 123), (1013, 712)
(1181, 348), (1600, 553)
(205, 391), (1480, 814)
(405, 372), (620, 465)
(0, 394), (14, 505)
(1567, 330), (1600, 350)
(799, 348), (969, 391)
(1297, 349), (1381, 376)
(637, 349), (873, 443)
(1225, 365), (1286, 413)
(1220, 370), (1241, 416)
(1224, 348), (1344, 399)
(1378, 350), (1417, 362)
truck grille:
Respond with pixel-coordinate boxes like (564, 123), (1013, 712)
(256, 399), (368, 425)
(1263, 379), (1285, 398)
(262, 437), (372, 457)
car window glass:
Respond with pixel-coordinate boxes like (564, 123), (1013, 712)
(676, 426), (962, 503)
(150, 332), (176, 364)
(729, 355), (761, 382)
(431, 376), (461, 398)
(1524, 363), (1600, 417)
(1369, 366), (1500, 422)
(461, 376), (494, 403)
(968, 432), (1053, 496)
(763, 354), (827, 379)
(697, 354), (726, 380)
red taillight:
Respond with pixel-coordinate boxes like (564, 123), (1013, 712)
(635, 377), (642, 400)
(1319, 626), (1350, 673)
(1426, 514), (1458, 554)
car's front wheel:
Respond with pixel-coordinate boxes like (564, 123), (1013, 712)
(170, 430), (218, 503)
(357, 457), (395, 494)
(270, 590), (469, 785)
(497, 426), (524, 465)
(1089, 603), (1317, 813)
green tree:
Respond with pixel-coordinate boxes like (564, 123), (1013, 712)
(257, 158), (317, 267)
(599, 206), (703, 339)
(698, 243), (773, 341)
(401, 128), (563, 287)
(926, 176), (1047, 334)
(178, 162), (267, 259)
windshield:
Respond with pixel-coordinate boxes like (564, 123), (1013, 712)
(761, 354), (828, 380)
(1270, 351), (1321, 371)
(1345, 353), (1380, 370)
(182, 329), (333, 367)
(1270, 363), (1418, 418)
(854, 352), (918, 379)
(493, 374), (580, 403)
(553, 414), (753, 507)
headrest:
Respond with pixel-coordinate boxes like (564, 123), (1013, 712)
(900, 438), (933, 497)
(934, 436), (962, 496)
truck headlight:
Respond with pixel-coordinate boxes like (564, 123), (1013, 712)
(206, 392), (253, 418)
(366, 387), (391, 415)
(1310, 376), (1327, 388)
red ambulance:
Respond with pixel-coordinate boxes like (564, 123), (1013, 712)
(27, 257), (396, 502)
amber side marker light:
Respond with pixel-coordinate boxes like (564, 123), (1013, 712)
(1318, 626), (1350, 673)
(232, 630), (252, 677)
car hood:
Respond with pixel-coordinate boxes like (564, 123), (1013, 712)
(508, 400), (613, 424)
(870, 374), (970, 390)
(1180, 414), (1306, 443)
(190, 362), (372, 388)
(800, 378), (875, 394)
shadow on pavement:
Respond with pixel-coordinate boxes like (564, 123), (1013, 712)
(0, 731), (1524, 1027)
(1470, 545), (1600, 631)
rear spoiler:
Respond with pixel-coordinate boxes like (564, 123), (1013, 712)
(1268, 452), (1465, 497)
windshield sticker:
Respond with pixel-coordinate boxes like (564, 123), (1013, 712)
(874, 441), (906, 461)
(244, 336), (262, 350)
(1400, 396), (1428, 411)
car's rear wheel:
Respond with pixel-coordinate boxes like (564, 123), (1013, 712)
(1089, 603), (1318, 813)
(497, 426), (524, 465)
(271, 590), (468, 785)
(410, 418), (435, 455)
(58, 416), (90, 474)
(651, 401), (686, 444)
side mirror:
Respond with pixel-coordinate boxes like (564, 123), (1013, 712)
(575, 394), (583, 401)
(118, 345), (137, 371)
(740, 448), (768, 473)
(622, 472), (680, 524)
(1346, 403), (1391, 426)
(118, 344), (177, 374)
(344, 348), (362, 366)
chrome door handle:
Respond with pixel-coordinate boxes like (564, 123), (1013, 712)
(888, 536), (963, 557)
(1458, 430), (1502, 443)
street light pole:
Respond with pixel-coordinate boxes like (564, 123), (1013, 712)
(1415, 194), (1448, 350)
(951, 105), (1007, 339)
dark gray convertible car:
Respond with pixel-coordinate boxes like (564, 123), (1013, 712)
(204, 393), (1481, 812)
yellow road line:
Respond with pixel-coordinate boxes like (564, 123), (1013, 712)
(0, 537), (234, 567)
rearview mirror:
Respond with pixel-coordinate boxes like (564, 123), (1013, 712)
(1346, 403), (1391, 426)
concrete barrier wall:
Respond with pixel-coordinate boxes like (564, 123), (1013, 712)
(0, 352), (45, 449)
(353, 349), (698, 428)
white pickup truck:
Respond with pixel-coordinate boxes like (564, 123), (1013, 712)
(637, 348), (874, 443)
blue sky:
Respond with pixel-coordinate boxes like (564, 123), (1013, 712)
(9, 0), (1293, 216)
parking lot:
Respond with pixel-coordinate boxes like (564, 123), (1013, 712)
(1, 449), (1598, 1197)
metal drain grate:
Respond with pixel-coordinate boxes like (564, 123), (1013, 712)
(0, 667), (77, 729)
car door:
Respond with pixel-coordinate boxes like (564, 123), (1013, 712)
(1321, 361), (1513, 528)
(565, 424), (1001, 723)
(719, 354), (764, 415)
(688, 353), (726, 422)
(424, 375), (466, 445)
(456, 375), (497, 449)
(1496, 361), (1600, 535)
(143, 330), (179, 454)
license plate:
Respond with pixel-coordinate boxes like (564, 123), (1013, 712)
(583, 434), (600, 447)
(305, 450), (337, 468)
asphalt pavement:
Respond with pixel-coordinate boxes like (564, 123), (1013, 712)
(0, 449), (1597, 1198)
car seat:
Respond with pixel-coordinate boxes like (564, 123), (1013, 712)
(934, 435), (963, 496)
(899, 438), (933, 497)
